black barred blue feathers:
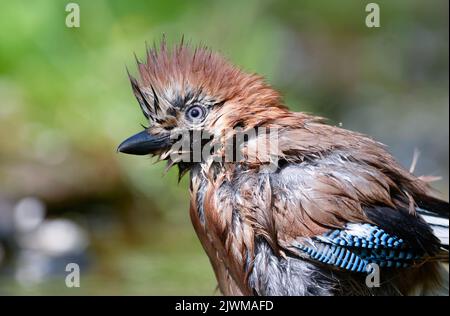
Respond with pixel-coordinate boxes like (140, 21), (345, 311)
(296, 223), (422, 273)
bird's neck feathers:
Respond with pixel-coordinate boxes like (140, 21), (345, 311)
(201, 111), (433, 210)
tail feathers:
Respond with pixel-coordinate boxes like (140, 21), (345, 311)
(415, 195), (449, 252)
(416, 206), (449, 252)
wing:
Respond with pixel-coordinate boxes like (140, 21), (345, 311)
(265, 159), (449, 273)
(290, 217), (441, 273)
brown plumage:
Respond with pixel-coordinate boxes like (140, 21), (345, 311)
(118, 40), (449, 296)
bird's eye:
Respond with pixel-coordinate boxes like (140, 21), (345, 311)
(186, 105), (206, 122)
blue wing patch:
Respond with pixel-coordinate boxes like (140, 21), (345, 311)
(295, 223), (422, 273)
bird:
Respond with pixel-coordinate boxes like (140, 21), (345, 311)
(118, 39), (449, 296)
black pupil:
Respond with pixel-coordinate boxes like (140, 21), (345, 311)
(190, 107), (201, 118)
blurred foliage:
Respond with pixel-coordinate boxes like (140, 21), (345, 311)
(0, 0), (448, 295)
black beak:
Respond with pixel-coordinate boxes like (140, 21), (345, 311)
(117, 130), (170, 155)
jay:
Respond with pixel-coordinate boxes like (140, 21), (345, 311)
(118, 41), (449, 296)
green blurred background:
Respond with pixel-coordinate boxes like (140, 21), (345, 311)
(0, 0), (448, 295)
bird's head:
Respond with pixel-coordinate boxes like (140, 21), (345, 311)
(118, 40), (290, 174)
